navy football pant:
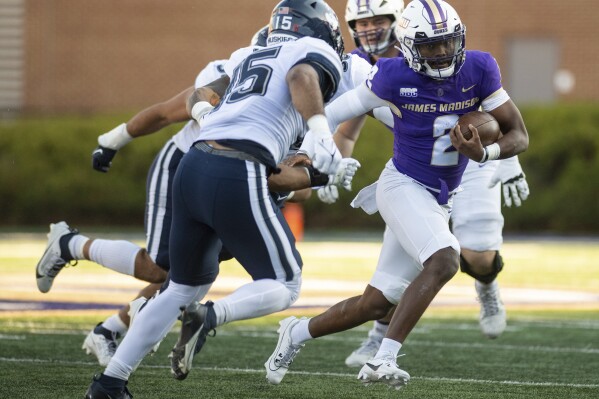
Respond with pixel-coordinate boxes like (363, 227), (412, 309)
(169, 146), (302, 286)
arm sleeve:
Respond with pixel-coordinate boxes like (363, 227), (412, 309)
(325, 82), (388, 130)
(372, 107), (394, 129)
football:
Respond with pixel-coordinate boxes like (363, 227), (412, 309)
(456, 111), (501, 146)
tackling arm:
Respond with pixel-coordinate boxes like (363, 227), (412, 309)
(92, 85), (195, 172)
(126, 85), (195, 138)
(288, 63), (341, 174)
(287, 63), (327, 121)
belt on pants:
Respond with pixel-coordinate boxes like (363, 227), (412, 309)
(194, 141), (263, 164)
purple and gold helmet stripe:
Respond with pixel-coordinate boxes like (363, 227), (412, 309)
(357, 0), (371, 13)
(420, 0), (447, 30)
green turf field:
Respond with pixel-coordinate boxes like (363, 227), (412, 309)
(1, 235), (598, 398)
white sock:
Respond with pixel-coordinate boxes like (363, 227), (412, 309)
(476, 279), (498, 290)
(104, 281), (210, 380)
(67, 234), (89, 260)
(374, 338), (402, 359)
(102, 314), (128, 335)
(371, 320), (389, 338)
(290, 318), (313, 345)
(211, 279), (292, 326)
(88, 239), (139, 276)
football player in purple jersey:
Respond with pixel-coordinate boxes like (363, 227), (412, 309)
(329, 0), (530, 368)
(264, 0), (528, 389)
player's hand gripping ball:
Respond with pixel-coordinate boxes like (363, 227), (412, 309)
(456, 111), (501, 146)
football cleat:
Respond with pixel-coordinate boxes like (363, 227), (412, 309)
(264, 316), (305, 385)
(476, 280), (506, 339)
(357, 354), (410, 390)
(170, 301), (217, 380)
(345, 332), (384, 367)
(82, 323), (119, 366)
(84, 374), (132, 399)
(35, 221), (79, 293)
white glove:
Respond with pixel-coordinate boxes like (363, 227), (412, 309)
(329, 158), (361, 191)
(488, 156), (530, 207)
(298, 115), (341, 175)
(316, 158), (360, 204)
(317, 184), (339, 204)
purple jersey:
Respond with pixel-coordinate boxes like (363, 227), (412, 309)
(366, 50), (503, 197)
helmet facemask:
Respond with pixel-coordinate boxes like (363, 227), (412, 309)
(405, 28), (466, 79)
(351, 19), (395, 55)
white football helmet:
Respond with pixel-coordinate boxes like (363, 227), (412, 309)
(345, 0), (404, 55)
(396, 0), (466, 79)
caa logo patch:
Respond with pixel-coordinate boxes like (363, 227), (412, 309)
(400, 88), (418, 97)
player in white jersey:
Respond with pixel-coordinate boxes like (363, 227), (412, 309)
(34, 58), (230, 367)
(264, 0), (529, 389)
(163, 39), (373, 383)
(83, 1), (348, 397)
(332, 0), (531, 368)
(36, 24), (353, 371)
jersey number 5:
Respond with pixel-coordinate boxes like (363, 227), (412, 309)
(227, 47), (281, 103)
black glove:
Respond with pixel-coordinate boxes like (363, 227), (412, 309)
(92, 145), (117, 173)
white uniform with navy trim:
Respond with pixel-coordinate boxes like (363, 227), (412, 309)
(198, 37), (342, 164)
(101, 37), (344, 387)
(334, 53), (372, 102)
(168, 35), (342, 288)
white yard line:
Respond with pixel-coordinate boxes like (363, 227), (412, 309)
(0, 357), (597, 389)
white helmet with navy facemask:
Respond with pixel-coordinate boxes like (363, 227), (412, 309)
(345, 0), (404, 55)
(396, 0), (466, 79)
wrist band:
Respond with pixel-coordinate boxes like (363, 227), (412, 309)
(191, 101), (214, 121)
(98, 123), (133, 150)
(486, 143), (501, 161)
(480, 143), (500, 163)
(304, 165), (329, 187)
(479, 147), (489, 163)
(306, 114), (330, 136)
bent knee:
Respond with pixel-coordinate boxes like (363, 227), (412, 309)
(135, 249), (168, 283)
(426, 247), (459, 282)
(356, 286), (395, 320)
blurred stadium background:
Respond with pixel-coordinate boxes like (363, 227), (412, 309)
(2, 0), (598, 113)
(0, 0), (598, 233)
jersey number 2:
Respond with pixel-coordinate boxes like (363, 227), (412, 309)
(431, 114), (460, 166)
